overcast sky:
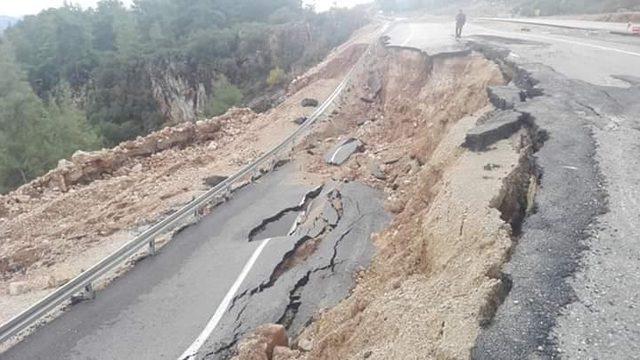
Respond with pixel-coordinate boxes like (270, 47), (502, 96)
(0, 0), (372, 17)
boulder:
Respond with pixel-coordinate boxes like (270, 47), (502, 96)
(273, 346), (300, 360)
(57, 159), (74, 169)
(297, 338), (314, 352)
(293, 116), (307, 125)
(70, 150), (93, 165)
(301, 98), (319, 107)
(233, 324), (289, 360)
(9, 281), (29, 296)
(204, 175), (227, 188)
(370, 161), (387, 180)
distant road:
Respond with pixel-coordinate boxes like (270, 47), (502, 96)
(478, 17), (632, 33)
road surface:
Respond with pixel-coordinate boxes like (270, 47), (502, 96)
(389, 18), (640, 360)
(478, 17), (633, 33)
(1, 165), (389, 360)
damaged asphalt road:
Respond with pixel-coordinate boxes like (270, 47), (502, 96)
(199, 181), (390, 359)
(388, 19), (640, 360)
(466, 30), (640, 360)
(2, 164), (389, 360)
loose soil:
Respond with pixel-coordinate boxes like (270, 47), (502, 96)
(235, 44), (538, 359)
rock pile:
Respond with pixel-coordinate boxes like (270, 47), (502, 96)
(0, 108), (257, 213)
(232, 324), (293, 360)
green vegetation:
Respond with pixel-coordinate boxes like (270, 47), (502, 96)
(203, 76), (243, 118)
(0, 0), (366, 193)
(0, 41), (99, 193)
(267, 67), (287, 87)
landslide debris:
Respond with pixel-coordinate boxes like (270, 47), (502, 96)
(233, 42), (546, 360)
(233, 324), (289, 360)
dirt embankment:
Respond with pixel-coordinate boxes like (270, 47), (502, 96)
(234, 43), (542, 359)
(0, 25), (374, 324)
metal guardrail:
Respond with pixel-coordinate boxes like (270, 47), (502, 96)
(0, 34), (378, 344)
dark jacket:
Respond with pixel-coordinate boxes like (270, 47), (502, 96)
(456, 13), (466, 25)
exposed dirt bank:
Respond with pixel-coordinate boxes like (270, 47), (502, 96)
(233, 43), (543, 359)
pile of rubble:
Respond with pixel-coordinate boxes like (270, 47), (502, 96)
(0, 108), (256, 215)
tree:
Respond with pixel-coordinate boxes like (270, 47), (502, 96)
(202, 76), (243, 118)
(0, 0), (366, 192)
(0, 42), (99, 193)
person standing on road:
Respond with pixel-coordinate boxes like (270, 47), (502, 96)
(455, 9), (467, 39)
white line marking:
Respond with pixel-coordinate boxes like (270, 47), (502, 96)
(178, 238), (271, 360)
(477, 27), (640, 58)
(401, 23), (415, 46)
(330, 145), (343, 164)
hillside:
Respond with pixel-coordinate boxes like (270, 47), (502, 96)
(0, 0), (368, 194)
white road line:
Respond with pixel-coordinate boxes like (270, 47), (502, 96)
(178, 238), (271, 360)
(330, 145), (343, 164)
(400, 23), (415, 46)
(476, 27), (640, 58)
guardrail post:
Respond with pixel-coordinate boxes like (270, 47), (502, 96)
(148, 239), (156, 256)
(84, 283), (95, 300)
(252, 168), (261, 181)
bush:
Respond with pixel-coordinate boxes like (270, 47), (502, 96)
(203, 76), (243, 118)
(266, 67), (286, 87)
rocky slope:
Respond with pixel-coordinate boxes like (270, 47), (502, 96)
(230, 40), (542, 360)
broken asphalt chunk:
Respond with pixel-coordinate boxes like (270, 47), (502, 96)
(324, 138), (364, 165)
(463, 110), (530, 151)
(488, 85), (527, 110)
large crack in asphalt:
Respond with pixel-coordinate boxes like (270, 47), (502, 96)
(470, 42), (611, 359)
(247, 185), (323, 242)
(228, 186), (341, 312)
(203, 182), (389, 360)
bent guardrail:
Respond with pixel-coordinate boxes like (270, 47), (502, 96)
(0, 27), (383, 344)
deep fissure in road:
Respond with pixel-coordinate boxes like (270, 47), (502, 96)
(471, 41), (615, 360)
(247, 186), (323, 242)
(221, 43), (534, 359)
